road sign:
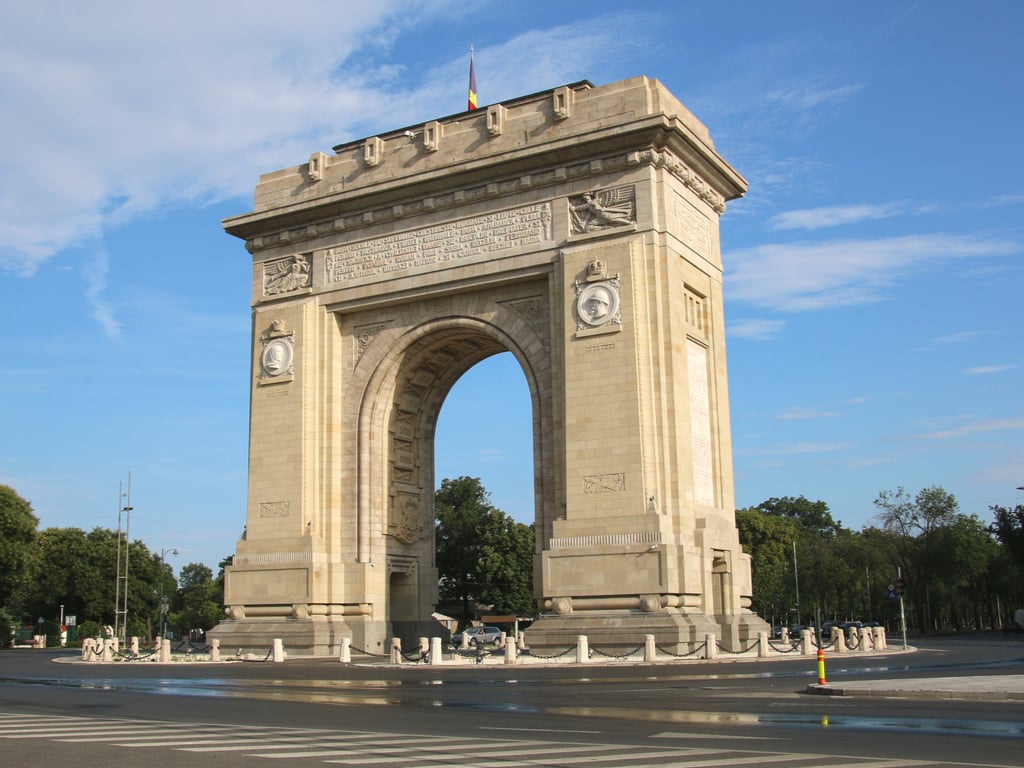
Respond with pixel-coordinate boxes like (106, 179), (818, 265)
(888, 589), (898, 600)
(895, 577), (906, 595)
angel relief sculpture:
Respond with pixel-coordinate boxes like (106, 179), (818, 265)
(264, 254), (311, 295)
(570, 186), (635, 233)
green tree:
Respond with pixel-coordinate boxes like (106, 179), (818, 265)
(874, 486), (959, 631)
(435, 476), (534, 625)
(735, 508), (799, 627)
(0, 485), (38, 609)
(929, 514), (1000, 629)
(169, 562), (223, 638)
(15, 527), (164, 638)
(748, 496), (846, 622)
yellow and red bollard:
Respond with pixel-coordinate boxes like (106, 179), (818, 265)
(817, 646), (827, 685)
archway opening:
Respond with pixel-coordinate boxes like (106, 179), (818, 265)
(432, 351), (535, 628)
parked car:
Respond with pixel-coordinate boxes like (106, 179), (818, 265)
(451, 626), (502, 647)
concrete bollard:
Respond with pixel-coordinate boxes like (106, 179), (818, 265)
(210, 638), (221, 662)
(339, 637), (351, 663)
(800, 629), (812, 655)
(129, 637), (139, 656)
(418, 636), (429, 662)
(430, 637), (443, 666)
(874, 626), (887, 650)
(704, 633), (718, 659)
(644, 634), (656, 663)
(576, 635), (590, 664)
(504, 638), (517, 665)
(272, 638), (284, 663)
(832, 627), (846, 654)
(517, 632), (527, 651)
(757, 630), (769, 658)
(159, 636), (171, 663)
(460, 631), (470, 650)
(390, 637), (402, 664)
(101, 638), (113, 662)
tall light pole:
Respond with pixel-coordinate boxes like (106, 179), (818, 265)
(158, 547), (178, 639)
(114, 475), (133, 644)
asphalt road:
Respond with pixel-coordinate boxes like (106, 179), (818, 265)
(1, 634), (1022, 767)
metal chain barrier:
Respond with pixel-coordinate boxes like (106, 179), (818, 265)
(767, 639), (801, 654)
(590, 643), (644, 660)
(521, 645), (576, 660)
(236, 648), (275, 662)
(350, 646), (389, 658)
(654, 641), (707, 658)
(715, 639), (759, 655)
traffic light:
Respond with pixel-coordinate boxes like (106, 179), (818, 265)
(895, 577), (906, 595)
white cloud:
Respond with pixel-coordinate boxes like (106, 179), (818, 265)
(1, 3), (644, 277)
(737, 441), (854, 456)
(934, 331), (980, 344)
(965, 365), (1019, 375)
(727, 318), (787, 339)
(776, 407), (841, 421)
(768, 202), (905, 231)
(725, 234), (1017, 312)
(912, 418), (1024, 441)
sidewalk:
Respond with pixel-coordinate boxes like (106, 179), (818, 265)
(808, 674), (1024, 700)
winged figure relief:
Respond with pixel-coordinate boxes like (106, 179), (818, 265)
(570, 186), (635, 233)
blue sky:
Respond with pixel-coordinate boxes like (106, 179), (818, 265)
(2, 2), (1021, 574)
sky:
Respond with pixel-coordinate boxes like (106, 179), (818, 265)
(2, 1), (1022, 575)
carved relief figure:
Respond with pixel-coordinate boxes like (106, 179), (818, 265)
(261, 337), (293, 377)
(576, 280), (621, 329)
(570, 186), (635, 233)
(265, 254), (311, 295)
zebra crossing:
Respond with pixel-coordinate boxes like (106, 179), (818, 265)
(0, 712), (981, 767)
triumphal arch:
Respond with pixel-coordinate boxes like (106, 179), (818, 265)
(209, 76), (767, 655)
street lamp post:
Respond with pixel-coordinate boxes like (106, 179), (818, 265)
(158, 547), (178, 639)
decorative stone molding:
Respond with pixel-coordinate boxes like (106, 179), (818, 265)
(363, 136), (383, 167)
(487, 104), (506, 136)
(389, 492), (423, 544)
(583, 472), (626, 493)
(549, 531), (662, 550)
(354, 321), (390, 360)
(243, 147), (712, 255)
(259, 500), (290, 518)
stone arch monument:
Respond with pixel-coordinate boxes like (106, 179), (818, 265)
(209, 76), (767, 655)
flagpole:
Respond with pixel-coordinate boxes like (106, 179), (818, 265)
(468, 45), (478, 111)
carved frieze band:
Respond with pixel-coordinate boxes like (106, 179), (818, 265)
(244, 148), (723, 253)
(323, 202), (552, 285)
(233, 551), (312, 566)
(549, 531), (662, 550)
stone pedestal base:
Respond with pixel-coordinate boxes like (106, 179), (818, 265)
(524, 610), (725, 656)
(207, 617), (358, 657)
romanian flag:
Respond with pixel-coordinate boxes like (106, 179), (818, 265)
(468, 49), (478, 111)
